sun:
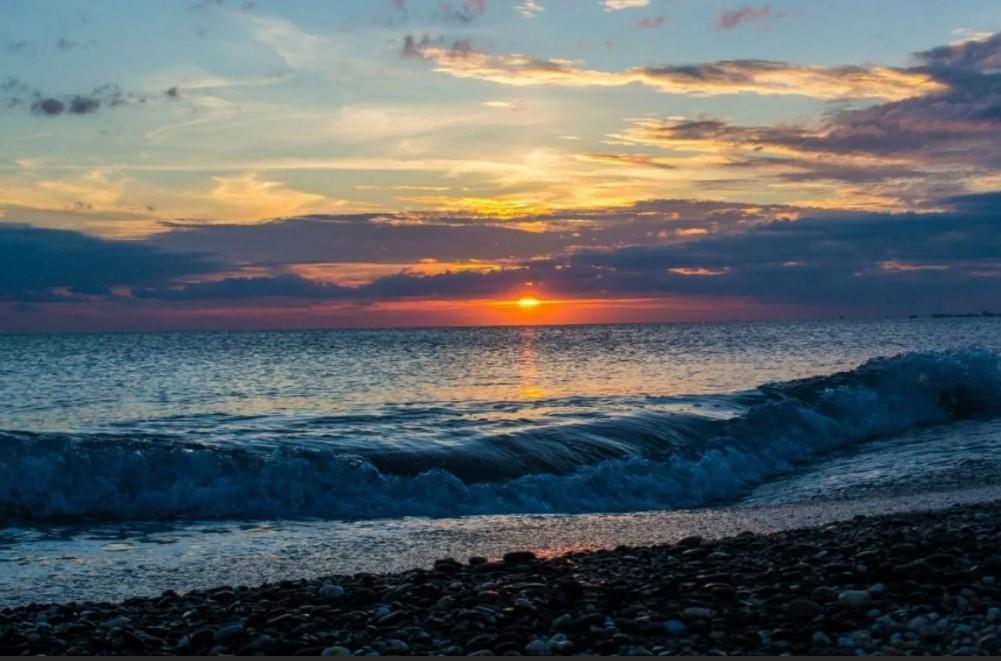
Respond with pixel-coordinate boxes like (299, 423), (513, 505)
(517, 296), (541, 309)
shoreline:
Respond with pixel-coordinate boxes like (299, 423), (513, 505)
(4, 499), (1001, 655)
(6, 483), (1001, 608)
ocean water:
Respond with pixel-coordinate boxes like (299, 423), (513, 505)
(2, 318), (1001, 604)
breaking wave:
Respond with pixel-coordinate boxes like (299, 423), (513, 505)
(2, 349), (999, 522)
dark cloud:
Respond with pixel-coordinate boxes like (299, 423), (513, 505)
(913, 33), (1001, 72)
(31, 93), (105, 116)
(400, 34), (474, 59)
(600, 32), (1001, 199)
(636, 16), (666, 30)
(135, 274), (352, 301)
(0, 225), (217, 303)
(31, 98), (66, 116)
(353, 206), (1001, 313)
(3, 78), (179, 117)
(7, 193), (998, 317)
(5, 40), (36, 56)
(716, 4), (778, 30)
(149, 201), (805, 266)
(55, 37), (78, 51)
(434, 0), (487, 24)
(68, 95), (101, 114)
(151, 213), (577, 264)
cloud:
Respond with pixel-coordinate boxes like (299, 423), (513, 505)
(4, 40), (36, 56)
(1, 79), (172, 117)
(0, 225), (215, 302)
(515, 0), (544, 18)
(5, 194), (1000, 319)
(403, 37), (944, 100)
(341, 204), (1001, 313)
(716, 5), (775, 30)
(435, 0), (488, 24)
(134, 274), (352, 301)
(189, 0), (225, 10)
(31, 94), (106, 116)
(184, 173), (348, 221)
(636, 16), (666, 30)
(603, 0), (649, 10)
(591, 32), (1001, 206)
(912, 32), (1001, 71)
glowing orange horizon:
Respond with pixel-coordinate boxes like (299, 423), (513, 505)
(517, 296), (541, 309)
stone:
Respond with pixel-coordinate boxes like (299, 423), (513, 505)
(675, 535), (702, 549)
(322, 645), (353, 656)
(664, 619), (688, 636)
(384, 639), (410, 654)
(812, 631), (832, 646)
(212, 623), (244, 644)
(319, 584), (345, 600)
(787, 598), (823, 619)
(525, 638), (550, 655)
(503, 551), (537, 565)
(838, 590), (872, 609)
(682, 607), (715, 621)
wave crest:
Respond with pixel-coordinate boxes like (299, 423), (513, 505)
(2, 349), (999, 521)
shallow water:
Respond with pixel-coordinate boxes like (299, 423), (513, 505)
(2, 318), (1001, 604)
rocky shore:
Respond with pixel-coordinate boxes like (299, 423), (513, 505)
(5, 501), (1001, 656)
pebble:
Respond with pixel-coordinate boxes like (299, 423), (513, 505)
(812, 631), (832, 646)
(525, 638), (550, 655)
(838, 590), (872, 609)
(503, 551), (537, 565)
(319, 584), (345, 600)
(682, 607), (715, 621)
(212, 623), (244, 644)
(664, 619), (687, 636)
(6, 500), (1001, 656)
(787, 598), (823, 619)
(322, 645), (353, 656)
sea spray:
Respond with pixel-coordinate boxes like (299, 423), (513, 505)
(1, 349), (999, 522)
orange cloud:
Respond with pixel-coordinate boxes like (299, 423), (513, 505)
(406, 39), (944, 100)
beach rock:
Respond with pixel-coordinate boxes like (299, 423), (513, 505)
(525, 638), (550, 655)
(664, 619), (687, 636)
(434, 558), (463, 573)
(319, 584), (345, 600)
(812, 631), (832, 646)
(321, 645), (352, 656)
(7, 499), (1001, 656)
(503, 551), (537, 565)
(212, 623), (244, 644)
(682, 607), (715, 621)
(838, 590), (872, 609)
(787, 598), (823, 619)
(675, 535), (702, 548)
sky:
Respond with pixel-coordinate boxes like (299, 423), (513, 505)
(2, 0), (1001, 331)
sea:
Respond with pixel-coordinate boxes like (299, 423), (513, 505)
(2, 318), (1001, 605)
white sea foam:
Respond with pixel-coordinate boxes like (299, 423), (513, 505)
(2, 349), (999, 521)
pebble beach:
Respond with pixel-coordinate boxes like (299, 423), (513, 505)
(4, 500), (1001, 656)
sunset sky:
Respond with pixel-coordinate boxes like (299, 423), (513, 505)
(2, 0), (1001, 331)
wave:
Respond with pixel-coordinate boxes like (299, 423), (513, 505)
(2, 349), (1000, 522)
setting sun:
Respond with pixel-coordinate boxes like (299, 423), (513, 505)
(517, 296), (541, 309)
